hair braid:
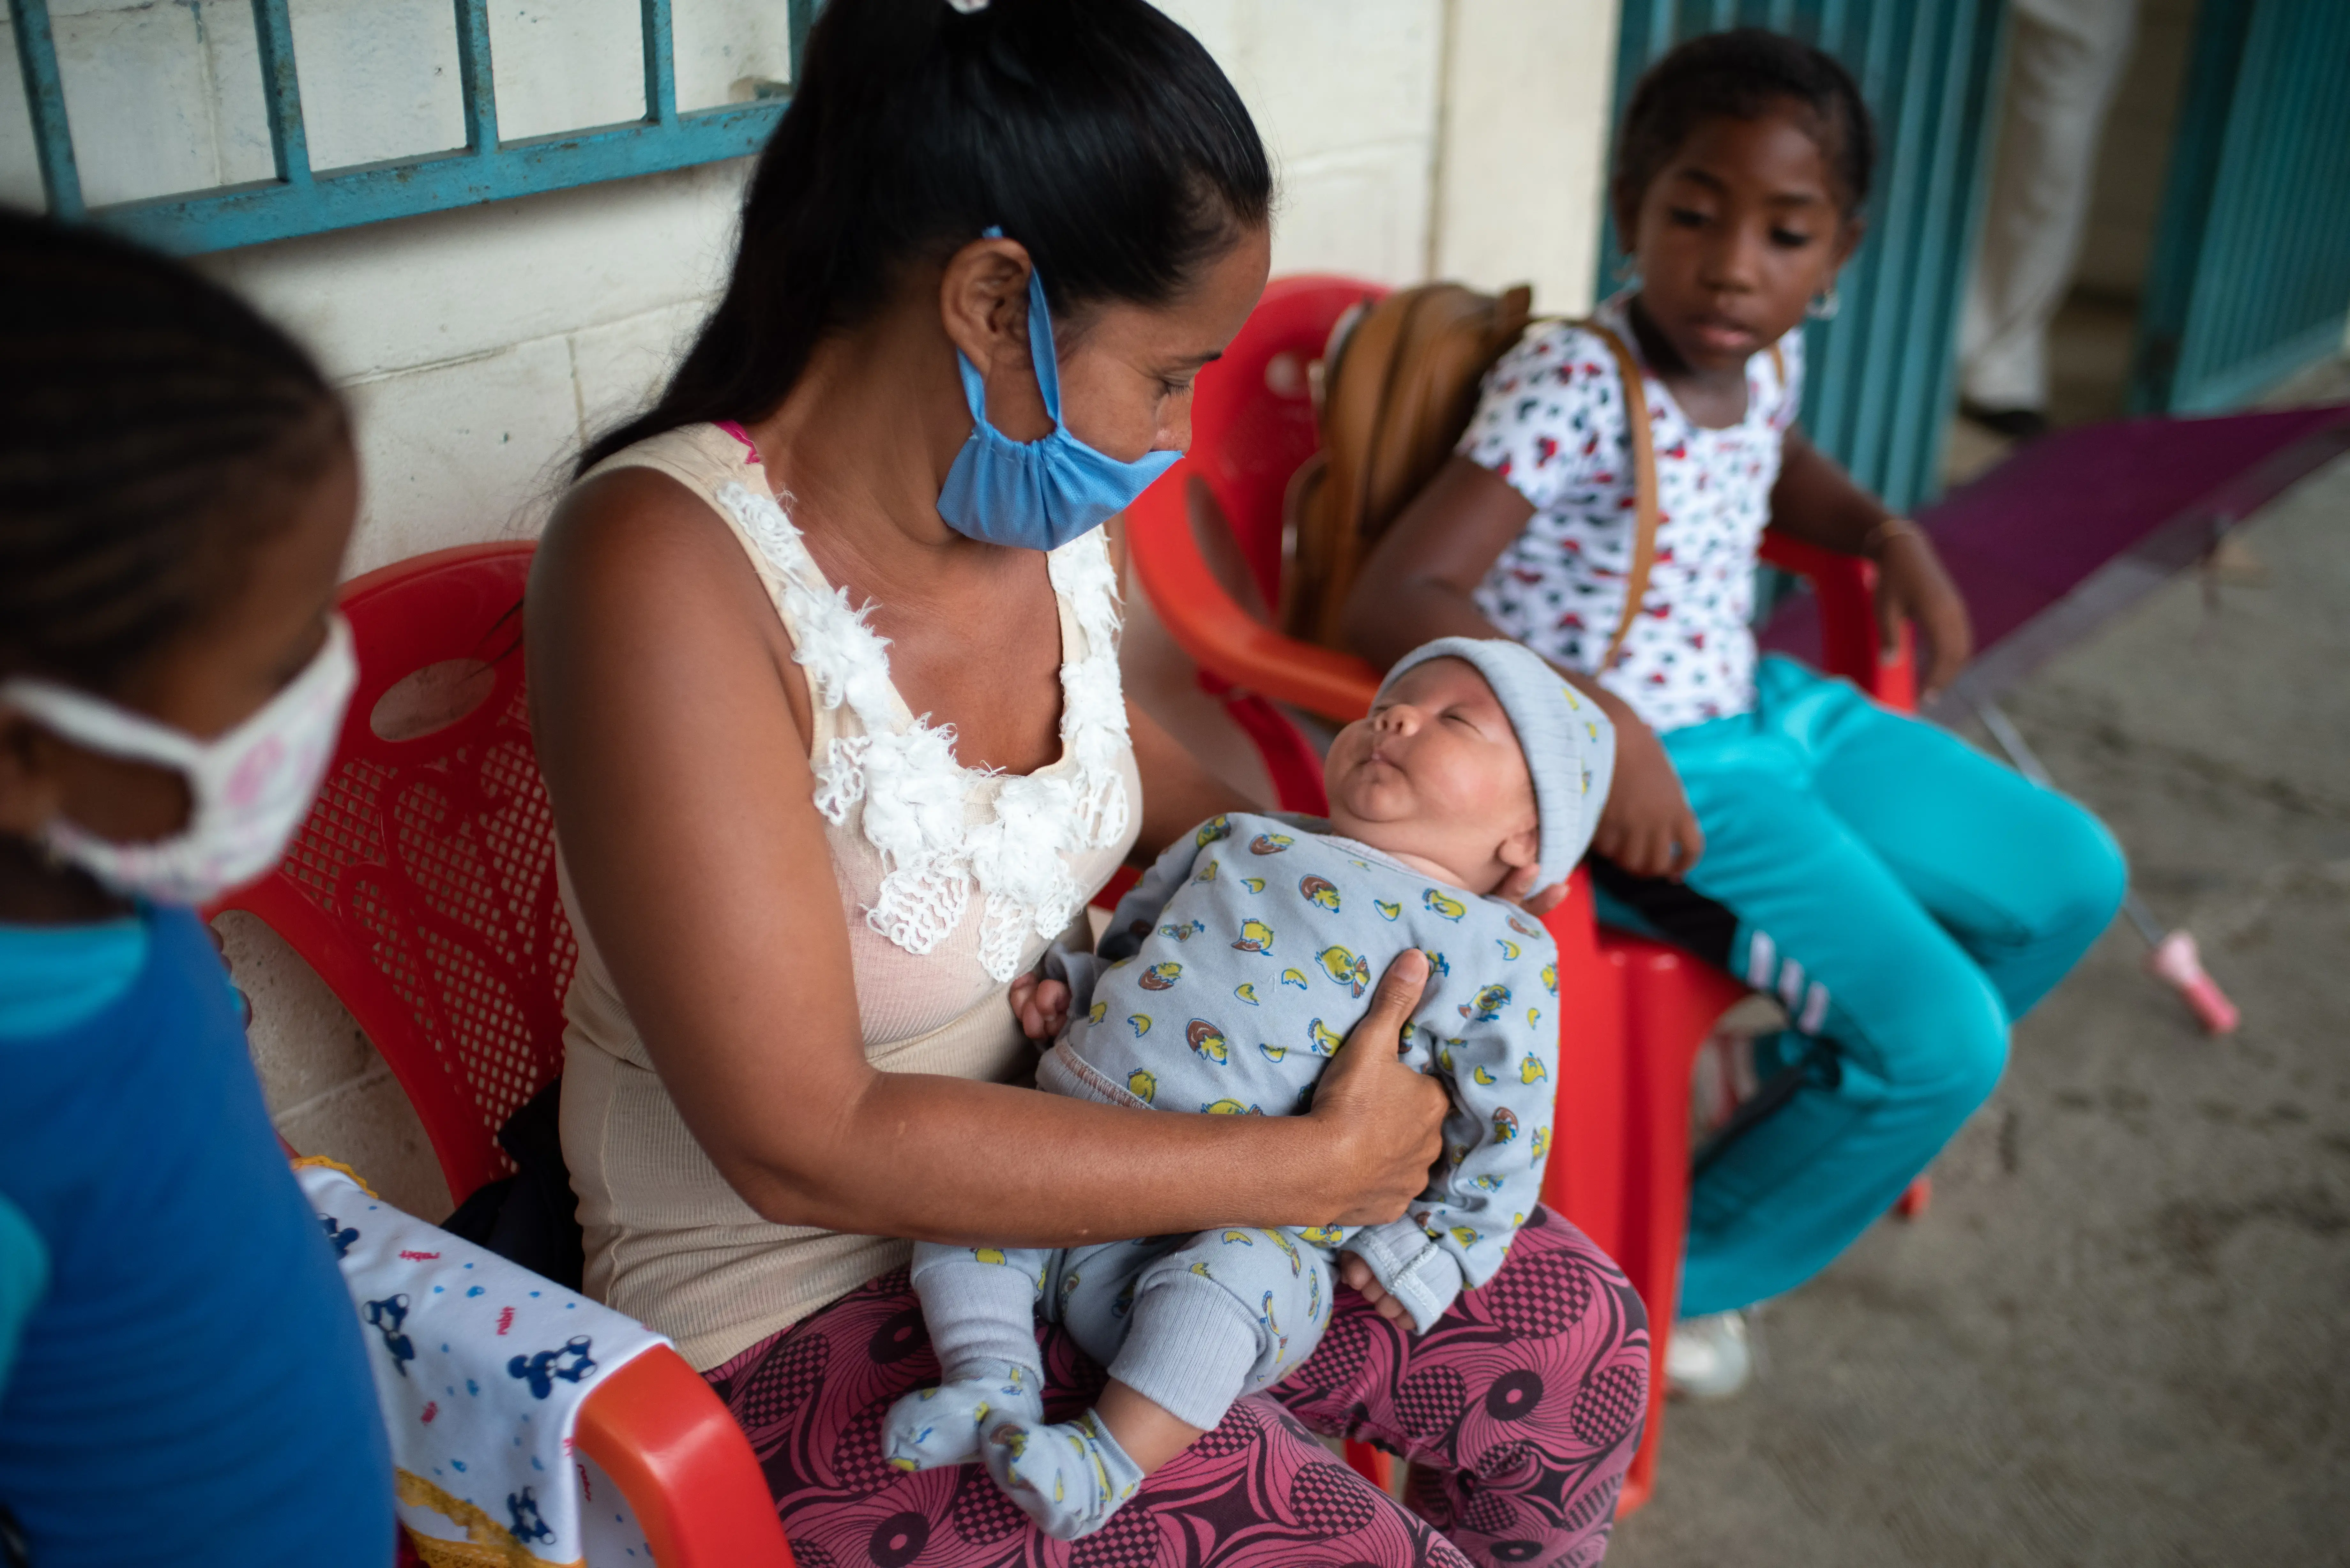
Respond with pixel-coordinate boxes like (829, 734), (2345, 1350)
(0, 210), (346, 694)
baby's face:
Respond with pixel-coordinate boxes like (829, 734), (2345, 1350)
(1322, 659), (1539, 894)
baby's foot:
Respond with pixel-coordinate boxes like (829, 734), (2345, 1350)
(883, 1359), (1043, 1472)
(980, 1408), (1145, 1540)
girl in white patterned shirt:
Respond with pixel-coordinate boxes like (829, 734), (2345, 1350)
(1343, 29), (2125, 1395)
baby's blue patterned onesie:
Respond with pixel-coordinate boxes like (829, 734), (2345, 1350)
(883, 811), (1562, 1537)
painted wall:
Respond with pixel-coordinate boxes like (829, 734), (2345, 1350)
(2, 0), (1618, 1218)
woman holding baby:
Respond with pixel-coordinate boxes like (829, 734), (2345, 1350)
(527, 0), (1645, 1564)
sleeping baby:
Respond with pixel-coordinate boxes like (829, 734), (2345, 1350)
(881, 636), (1615, 1538)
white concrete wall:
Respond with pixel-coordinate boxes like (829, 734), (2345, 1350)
(2, 1), (1618, 1216)
(1164, 0), (1618, 309)
(1429, 0), (1619, 313)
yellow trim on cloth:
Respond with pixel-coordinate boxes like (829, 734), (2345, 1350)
(290, 1154), (380, 1199)
(395, 1469), (584, 1568)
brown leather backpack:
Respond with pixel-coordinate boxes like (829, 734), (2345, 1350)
(1281, 283), (1534, 648)
(1282, 283), (1682, 674)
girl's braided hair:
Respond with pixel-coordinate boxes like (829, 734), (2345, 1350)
(1612, 28), (1876, 233)
(0, 209), (346, 694)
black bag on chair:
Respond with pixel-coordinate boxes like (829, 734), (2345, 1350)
(441, 1078), (584, 1292)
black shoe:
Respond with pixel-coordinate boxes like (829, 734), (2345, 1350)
(1960, 401), (2051, 441)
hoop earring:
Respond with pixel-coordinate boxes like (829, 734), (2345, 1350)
(1806, 286), (1841, 320)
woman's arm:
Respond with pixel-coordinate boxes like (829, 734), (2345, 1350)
(1768, 430), (1973, 698)
(528, 474), (1447, 1248)
(1126, 697), (1260, 864)
(1339, 455), (1704, 879)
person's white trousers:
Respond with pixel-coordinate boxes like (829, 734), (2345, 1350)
(1960, 0), (2140, 411)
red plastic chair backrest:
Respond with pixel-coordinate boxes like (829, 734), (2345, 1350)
(1164, 271), (1914, 712)
(1184, 274), (1387, 610)
(220, 543), (572, 1205)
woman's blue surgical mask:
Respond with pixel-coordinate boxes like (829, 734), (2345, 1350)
(937, 236), (1180, 551)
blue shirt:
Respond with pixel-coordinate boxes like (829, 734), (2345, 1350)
(0, 906), (394, 1566)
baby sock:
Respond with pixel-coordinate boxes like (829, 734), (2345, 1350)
(883, 1358), (1043, 1472)
(980, 1407), (1146, 1541)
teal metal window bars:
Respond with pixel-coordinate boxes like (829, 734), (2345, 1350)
(6, 0), (811, 255)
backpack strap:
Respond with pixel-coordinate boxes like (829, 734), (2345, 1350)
(1574, 319), (1661, 672)
(1284, 283), (1533, 647)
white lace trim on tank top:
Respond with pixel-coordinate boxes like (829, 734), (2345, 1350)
(710, 479), (1131, 983)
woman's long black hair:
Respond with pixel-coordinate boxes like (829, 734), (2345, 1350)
(579, 0), (1272, 474)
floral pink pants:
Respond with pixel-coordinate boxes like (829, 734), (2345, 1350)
(704, 1205), (1648, 1567)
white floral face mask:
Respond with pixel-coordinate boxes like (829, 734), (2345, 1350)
(1, 615), (357, 906)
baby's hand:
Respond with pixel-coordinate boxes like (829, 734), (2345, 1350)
(1338, 1252), (1414, 1328)
(1008, 973), (1072, 1043)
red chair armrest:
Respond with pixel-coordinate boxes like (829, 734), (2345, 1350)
(1342, 1439), (1393, 1492)
(1757, 529), (1917, 710)
(574, 1346), (794, 1567)
(1127, 463), (1382, 723)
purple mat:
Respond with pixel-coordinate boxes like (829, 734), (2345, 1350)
(1761, 404), (2350, 714)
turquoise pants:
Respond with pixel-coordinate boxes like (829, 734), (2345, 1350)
(1593, 658), (2126, 1316)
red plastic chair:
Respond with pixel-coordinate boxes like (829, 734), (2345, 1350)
(217, 544), (793, 1568)
(1130, 275), (1923, 1511)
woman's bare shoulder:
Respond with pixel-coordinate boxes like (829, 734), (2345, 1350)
(534, 466), (783, 644)
(528, 461), (807, 735)
(540, 465), (738, 585)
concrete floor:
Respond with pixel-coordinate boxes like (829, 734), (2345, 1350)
(1608, 453), (2350, 1568)
(1943, 300), (2350, 491)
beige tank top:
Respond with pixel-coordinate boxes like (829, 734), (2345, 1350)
(556, 423), (1142, 1370)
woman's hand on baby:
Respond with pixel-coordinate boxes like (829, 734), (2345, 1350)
(1337, 1253), (1415, 1327)
(1592, 703), (1704, 879)
(1309, 949), (1448, 1225)
(1008, 973), (1071, 1042)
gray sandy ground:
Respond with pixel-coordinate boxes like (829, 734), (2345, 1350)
(1608, 452), (2350, 1568)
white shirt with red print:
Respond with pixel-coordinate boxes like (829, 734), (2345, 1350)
(1456, 293), (1802, 735)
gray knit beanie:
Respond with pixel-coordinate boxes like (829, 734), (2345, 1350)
(1376, 637), (1617, 889)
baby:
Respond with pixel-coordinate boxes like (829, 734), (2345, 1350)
(882, 637), (1615, 1538)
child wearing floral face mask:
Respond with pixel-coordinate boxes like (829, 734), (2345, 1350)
(0, 213), (393, 1565)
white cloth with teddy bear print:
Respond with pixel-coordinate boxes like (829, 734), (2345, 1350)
(296, 1160), (665, 1567)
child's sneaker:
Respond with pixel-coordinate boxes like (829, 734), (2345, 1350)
(1664, 1309), (1753, 1400)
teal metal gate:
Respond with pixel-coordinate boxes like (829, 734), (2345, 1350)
(5, 0), (815, 255)
(1602, 0), (2009, 513)
(2129, 0), (2350, 414)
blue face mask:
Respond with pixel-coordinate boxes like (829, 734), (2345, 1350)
(936, 239), (1181, 551)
